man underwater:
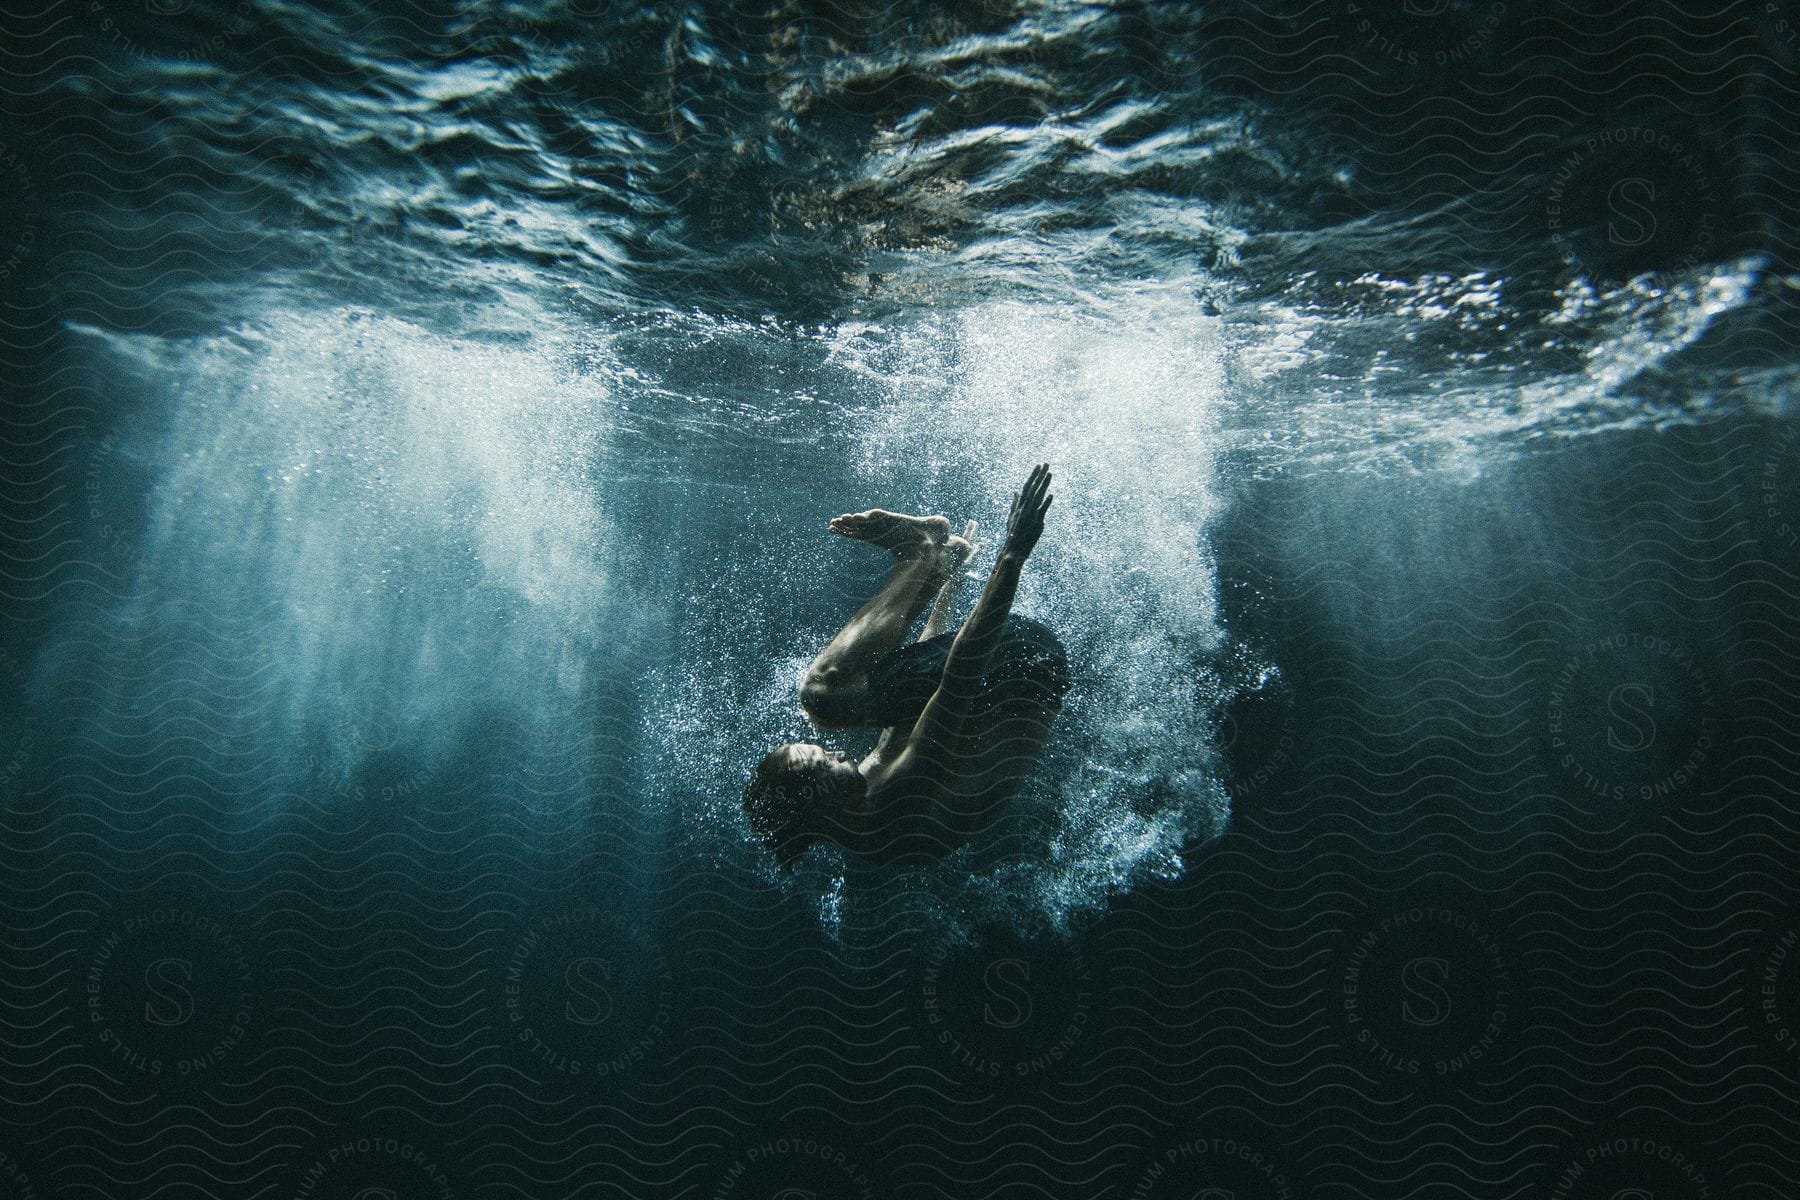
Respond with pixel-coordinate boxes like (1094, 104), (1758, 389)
(744, 464), (1069, 867)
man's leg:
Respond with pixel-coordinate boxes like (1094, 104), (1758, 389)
(921, 520), (978, 642)
(855, 521), (981, 764)
(800, 509), (952, 729)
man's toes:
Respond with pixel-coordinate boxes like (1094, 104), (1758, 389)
(831, 509), (949, 549)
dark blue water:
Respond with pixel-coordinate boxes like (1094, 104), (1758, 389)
(3, 0), (1800, 1196)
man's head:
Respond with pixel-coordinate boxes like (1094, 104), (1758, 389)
(742, 742), (863, 869)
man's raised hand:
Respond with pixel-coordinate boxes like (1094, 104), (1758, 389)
(1002, 463), (1053, 561)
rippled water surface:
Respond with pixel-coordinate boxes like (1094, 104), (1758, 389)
(4, 0), (1800, 1195)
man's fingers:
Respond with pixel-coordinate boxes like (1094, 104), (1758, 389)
(1006, 468), (1052, 544)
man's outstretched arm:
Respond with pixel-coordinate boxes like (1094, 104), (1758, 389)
(900, 464), (1053, 762)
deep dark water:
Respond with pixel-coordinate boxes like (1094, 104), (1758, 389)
(4, 0), (1800, 1196)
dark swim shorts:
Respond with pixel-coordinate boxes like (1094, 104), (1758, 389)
(862, 615), (1071, 728)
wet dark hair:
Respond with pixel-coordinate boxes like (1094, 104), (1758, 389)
(742, 744), (835, 870)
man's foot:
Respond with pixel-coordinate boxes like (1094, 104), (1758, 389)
(828, 509), (951, 555)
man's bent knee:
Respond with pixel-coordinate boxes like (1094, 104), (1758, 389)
(801, 671), (869, 729)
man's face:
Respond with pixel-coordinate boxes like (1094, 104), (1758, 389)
(786, 744), (859, 809)
(795, 742), (859, 782)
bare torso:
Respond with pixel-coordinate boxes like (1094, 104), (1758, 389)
(832, 694), (1061, 864)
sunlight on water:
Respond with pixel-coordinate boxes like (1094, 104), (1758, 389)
(1227, 263), (1761, 475)
(617, 286), (1235, 932)
(74, 306), (621, 793)
(47, 257), (1777, 935)
(840, 286), (1233, 928)
(67, 284), (1259, 932)
(65, 257), (1755, 933)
